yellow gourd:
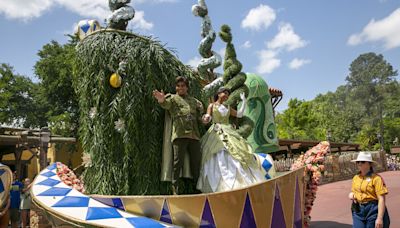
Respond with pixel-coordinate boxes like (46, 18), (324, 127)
(109, 73), (122, 88)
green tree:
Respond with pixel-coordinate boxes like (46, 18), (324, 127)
(34, 40), (79, 136)
(0, 63), (47, 127)
(276, 98), (323, 140)
(346, 52), (398, 147)
(276, 52), (399, 151)
(312, 86), (364, 143)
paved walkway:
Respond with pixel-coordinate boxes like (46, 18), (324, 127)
(310, 171), (400, 228)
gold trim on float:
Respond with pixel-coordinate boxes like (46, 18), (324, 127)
(208, 188), (247, 227)
(248, 179), (275, 228)
(122, 197), (164, 220)
(90, 168), (305, 227)
(276, 171), (296, 228)
(168, 194), (206, 227)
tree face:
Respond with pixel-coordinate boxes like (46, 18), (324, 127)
(74, 31), (200, 195)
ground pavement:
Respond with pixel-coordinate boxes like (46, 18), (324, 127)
(310, 171), (399, 228)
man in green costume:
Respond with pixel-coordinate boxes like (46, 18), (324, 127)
(153, 76), (204, 194)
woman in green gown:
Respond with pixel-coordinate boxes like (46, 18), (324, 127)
(197, 87), (266, 193)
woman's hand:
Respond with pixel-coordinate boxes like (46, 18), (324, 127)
(375, 217), (383, 228)
(236, 92), (247, 118)
(348, 192), (355, 200)
(240, 92), (246, 102)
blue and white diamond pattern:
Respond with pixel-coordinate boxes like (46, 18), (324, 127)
(32, 163), (178, 228)
(255, 153), (274, 179)
(76, 19), (101, 40)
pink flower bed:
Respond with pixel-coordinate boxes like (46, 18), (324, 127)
(56, 162), (85, 193)
(291, 141), (330, 227)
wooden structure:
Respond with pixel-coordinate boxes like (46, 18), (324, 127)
(0, 127), (76, 178)
(391, 146), (400, 154)
(269, 87), (283, 116)
(277, 139), (359, 157)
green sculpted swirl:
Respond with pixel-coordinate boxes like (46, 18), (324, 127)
(219, 24), (253, 138)
(248, 97), (268, 145)
(245, 73), (279, 153)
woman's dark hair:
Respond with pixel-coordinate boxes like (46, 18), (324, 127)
(214, 87), (230, 102)
(175, 76), (189, 87)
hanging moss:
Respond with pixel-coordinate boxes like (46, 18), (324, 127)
(74, 30), (201, 195)
(219, 25), (253, 138)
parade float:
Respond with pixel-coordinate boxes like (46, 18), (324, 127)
(0, 163), (13, 212)
(30, 0), (330, 227)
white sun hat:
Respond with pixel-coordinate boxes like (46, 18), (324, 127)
(351, 152), (377, 164)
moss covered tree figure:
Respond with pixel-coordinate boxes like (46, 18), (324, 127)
(219, 24), (254, 138)
(74, 1), (201, 195)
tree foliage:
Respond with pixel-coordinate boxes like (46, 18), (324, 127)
(276, 52), (399, 151)
(34, 40), (79, 136)
(0, 63), (47, 127)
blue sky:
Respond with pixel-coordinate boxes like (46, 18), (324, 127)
(1, 0), (399, 112)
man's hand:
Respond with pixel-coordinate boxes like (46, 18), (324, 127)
(202, 114), (211, 124)
(152, 90), (165, 103)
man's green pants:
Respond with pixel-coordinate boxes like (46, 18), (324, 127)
(172, 138), (201, 187)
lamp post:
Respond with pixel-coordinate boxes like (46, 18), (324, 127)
(40, 127), (51, 170)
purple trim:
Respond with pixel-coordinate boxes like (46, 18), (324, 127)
(240, 193), (257, 228)
(294, 178), (302, 228)
(271, 185), (286, 228)
(200, 198), (216, 227)
(160, 199), (172, 224)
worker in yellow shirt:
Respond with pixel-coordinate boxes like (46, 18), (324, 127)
(348, 152), (390, 228)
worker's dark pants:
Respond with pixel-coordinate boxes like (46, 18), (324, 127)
(352, 201), (390, 228)
(172, 138), (201, 186)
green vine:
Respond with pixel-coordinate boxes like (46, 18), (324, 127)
(219, 25), (253, 138)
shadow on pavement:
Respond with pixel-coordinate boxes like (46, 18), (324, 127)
(310, 221), (352, 228)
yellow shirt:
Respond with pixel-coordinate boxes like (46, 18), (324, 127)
(351, 172), (388, 203)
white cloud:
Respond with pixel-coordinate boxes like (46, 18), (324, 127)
(0, 0), (54, 21)
(55, 0), (109, 20)
(241, 41), (252, 49)
(288, 58), (311, 70)
(256, 50), (281, 74)
(241, 4), (276, 31)
(347, 8), (400, 49)
(267, 22), (308, 51)
(131, 11), (153, 30)
(187, 56), (201, 68)
(0, 0), (154, 30)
